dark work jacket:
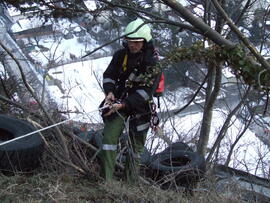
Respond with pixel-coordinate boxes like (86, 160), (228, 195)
(102, 40), (159, 119)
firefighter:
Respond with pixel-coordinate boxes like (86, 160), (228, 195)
(99, 18), (160, 183)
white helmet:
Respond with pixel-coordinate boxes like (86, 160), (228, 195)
(124, 18), (152, 42)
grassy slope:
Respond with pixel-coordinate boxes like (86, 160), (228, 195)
(0, 127), (245, 203)
(0, 170), (244, 203)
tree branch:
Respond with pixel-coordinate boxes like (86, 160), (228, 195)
(206, 86), (251, 162)
(0, 41), (71, 161)
(99, 0), (201, 33)
(162, 0), (236, 48)
(0, 94), (25, 109)
(211, 0), (270, 72)
(82, 20), (170, 58)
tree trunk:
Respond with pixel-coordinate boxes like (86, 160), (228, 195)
(197, 62), (221, 156)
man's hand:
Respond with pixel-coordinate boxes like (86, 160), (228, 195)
(103, 103), (125, 117)
(105, 92), (115, 104)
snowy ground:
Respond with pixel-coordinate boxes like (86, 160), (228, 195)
(47, 58), (108, 117)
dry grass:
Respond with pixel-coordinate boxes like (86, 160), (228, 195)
(0, 125), (247, 203)
(0, 169), (247, 203)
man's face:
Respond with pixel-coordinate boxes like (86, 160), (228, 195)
(127, 40), (144, 54)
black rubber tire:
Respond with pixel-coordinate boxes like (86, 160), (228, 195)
(74, 129), (103, 148)
(149, 150), (206, 188)
(91, 130), (103, 149)
(75, 129), (95, 143)
(163, 142), (193, 153)
(140, 147), (151, 166)
(151, 150), (205, 172)
(0, 115), (44, 172)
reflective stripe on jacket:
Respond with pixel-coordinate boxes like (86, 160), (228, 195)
(102, 40), (159, 115)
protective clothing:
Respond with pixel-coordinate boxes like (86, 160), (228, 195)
(100, 114), (148, 182)
(124, 18), (152, 42)
(99, 35), (159, 183)
(102, 40), (158, 115)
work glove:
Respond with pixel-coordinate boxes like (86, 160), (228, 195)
(102, 102), (125, 117)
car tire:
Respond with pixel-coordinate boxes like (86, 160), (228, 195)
(140, 147), (151, 166)
(0, 115), (44, 173)
(163, 142), (193, 153)
(149, 150), (206, 188)
(74, 129), (103, 148)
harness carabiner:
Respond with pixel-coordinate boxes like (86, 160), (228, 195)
(149, 100), (160, 130)
(151, 113), (160, 126)
(150, 100), (156, 113)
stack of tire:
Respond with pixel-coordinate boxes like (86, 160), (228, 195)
(0, 115), (44, 173)
(75, 130), (205, 189)
(147, 142), (206, 190)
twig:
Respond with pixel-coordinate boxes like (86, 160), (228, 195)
(0, 41), (71, 161)
(82, 19), (173, 59)
(211, 0), (270, 72)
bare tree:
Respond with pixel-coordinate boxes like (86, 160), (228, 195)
(2, 0), (270, 176)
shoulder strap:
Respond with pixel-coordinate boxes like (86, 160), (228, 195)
(122, 53), (128, 72)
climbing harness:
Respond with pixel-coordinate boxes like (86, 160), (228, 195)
(149, 100), (160, 131)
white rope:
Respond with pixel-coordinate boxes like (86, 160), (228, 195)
(0, 106), (108, 147)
